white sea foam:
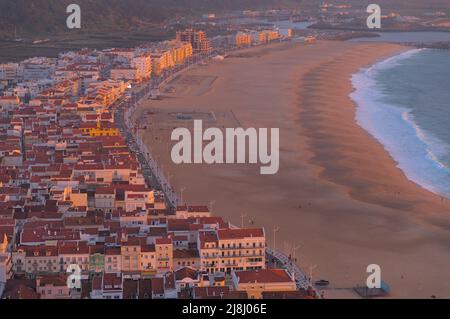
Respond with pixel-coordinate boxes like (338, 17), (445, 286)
(350, 49), (450, 199)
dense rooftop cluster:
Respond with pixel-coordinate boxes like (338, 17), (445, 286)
(0, 28), (313, 300)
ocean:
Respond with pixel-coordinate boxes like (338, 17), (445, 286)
(351, 48), (450, 199)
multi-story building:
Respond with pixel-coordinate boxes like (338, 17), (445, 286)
(107, 48), (136, 61)
(85, 79), (128, 107)
(91, 272), (123, 299)
(72, 163), (140, 184)
(198, 231), (219, 273)
(22, 63), (53, 81)
(278, 28), (293, 38)
(235, 32), (252, 47)
(231, 269), (297, 299)
(120, 237), (141, 272)
(89, 245), (105, 274)
(0, 63), (20, 82)
(21, 246), (59, 278)
(173, 249), (200, 270)
(58, 242), (90, 272)
(105, 247), (122, 273)
(217, 228), (265, 272)
(176, 29), (211, 54)
(94, 187), (116, 213)
(36, 275), (71, 299)
(79, 121), (119, 137)
(169, 41), (193, 65)
(155, 238), (173, 273)
(110, 68), (140, 83)
(175, 205), (211, 219)
(198, 228), (265, 274)
(131, 55), (152, 80)
(150, 50), (174, 76)
(140, 244), (156, 273)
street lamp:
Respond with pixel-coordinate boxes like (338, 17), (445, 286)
(209, 200), (216, 214)
(240, 212), (247, 229)
(292, 244), (301, 266)
(273, 226), (280, 251)
(309, 264), (317, 286)
(180, 187), (186, 205)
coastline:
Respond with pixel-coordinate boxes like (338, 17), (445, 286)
(133, 40), (450, 298)
(351, 48), (450, 201)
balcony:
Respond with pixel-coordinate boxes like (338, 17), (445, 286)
(218, 245), (264, 250)
(219, 253), (264, 258)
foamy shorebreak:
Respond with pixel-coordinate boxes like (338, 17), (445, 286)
(351, 48), (450, 199)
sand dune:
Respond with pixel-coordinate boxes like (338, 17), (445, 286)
(134, 41), (450, 298)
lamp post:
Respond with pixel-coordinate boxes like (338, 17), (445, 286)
(273, 226), (280, 251)
(292, 244), (301, 265)
(309, 264), (317, 286)
(209, 200), (216, 214)
(291, 244), (301, 277)
(180, 187), (186, 205)
(240, 212), (247, 228)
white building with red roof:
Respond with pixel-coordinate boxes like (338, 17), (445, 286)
(198, 228), (266, 274)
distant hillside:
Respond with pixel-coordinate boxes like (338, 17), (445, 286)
(1, 0), (448, 38)
(0, 0), (297, 37)
(337, 0), (450, 10)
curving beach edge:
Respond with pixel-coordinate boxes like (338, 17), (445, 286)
(133, 40), (450, 298)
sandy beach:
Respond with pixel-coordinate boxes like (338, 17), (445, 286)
(133, 40), (450, 298)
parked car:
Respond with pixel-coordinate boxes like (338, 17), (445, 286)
(315, 280), (330, 287)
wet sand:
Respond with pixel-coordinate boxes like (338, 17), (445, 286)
(133, 41), (450, 298)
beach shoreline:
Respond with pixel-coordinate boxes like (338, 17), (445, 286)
(351, 48), (450, 201)
(133, 40), (450, 298)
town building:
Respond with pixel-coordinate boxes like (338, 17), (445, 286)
(232, 269), (297, 299)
